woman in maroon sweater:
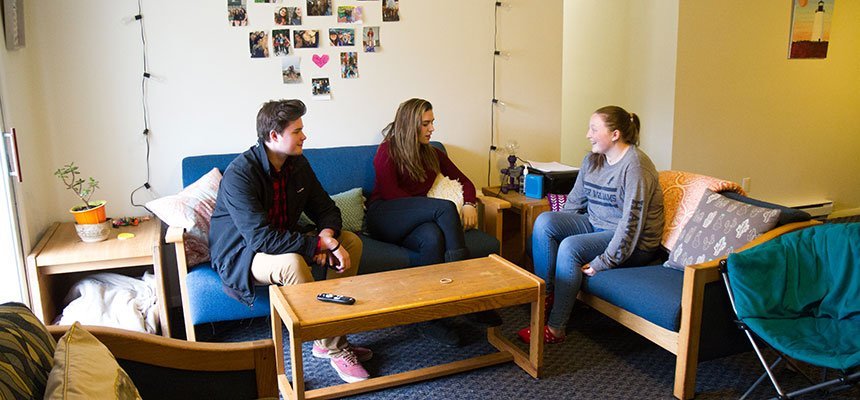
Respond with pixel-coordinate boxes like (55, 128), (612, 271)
(366, 98), (486, 346)
(367, 98), (478, 265)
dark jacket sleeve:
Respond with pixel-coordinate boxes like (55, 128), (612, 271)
(298, 164), (342, 236)
(220, 162), (317, 260)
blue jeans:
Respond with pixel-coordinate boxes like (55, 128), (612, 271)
(532, 211), (655, 330)
(366, 197), (467, 266)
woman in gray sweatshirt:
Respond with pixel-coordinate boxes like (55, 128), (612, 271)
(518, 105), (664, 344)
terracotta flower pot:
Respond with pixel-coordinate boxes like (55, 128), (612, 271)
(70, 200), (107, 224)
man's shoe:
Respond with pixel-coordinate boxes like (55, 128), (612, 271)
(313, 343), (373, 362)
(329, 349), (370, 383)
(517, 325), (565, 344)
(464, 310), (503, 327)
(416, 319), (461, 348)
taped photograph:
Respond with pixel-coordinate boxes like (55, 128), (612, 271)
(293, 29), (320, 48)
(282, 56), (302, 84)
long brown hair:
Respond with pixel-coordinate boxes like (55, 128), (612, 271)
(382, 98), (440, 182)
(588, 105), (641, 171)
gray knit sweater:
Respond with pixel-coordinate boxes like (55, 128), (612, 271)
(562, 147), (664, 271)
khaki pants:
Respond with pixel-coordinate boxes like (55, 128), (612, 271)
(250, 231), (363, 357)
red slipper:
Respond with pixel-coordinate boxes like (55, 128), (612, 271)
(517, 325), (565, 344)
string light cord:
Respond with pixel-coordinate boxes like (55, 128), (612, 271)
(488, 1), (502, 186)
(130, 0), (154, 208)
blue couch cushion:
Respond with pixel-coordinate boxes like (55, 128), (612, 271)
(358, 236), (411, 275)
(303, 145), (379, 195)
(182, 143), (448, 196)
(584, 265), (683, 331)
(186, 264), (270, 325)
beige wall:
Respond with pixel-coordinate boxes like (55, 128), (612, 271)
(3, 0), (562, 241)
(492, 0), (562, 177)
(561, 0), (678, 170)
(674, 0), (860, 210)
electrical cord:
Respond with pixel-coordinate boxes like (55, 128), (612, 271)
(488, 1), (501, 187)
(130, 0), (153, 208)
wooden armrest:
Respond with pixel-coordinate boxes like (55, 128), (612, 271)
(475, 195), (510, 247)
(165, 226), (186, 244)
(47, 324), (277, 398)
(47, 324), (273, 371)
(477, 194), (511, 210)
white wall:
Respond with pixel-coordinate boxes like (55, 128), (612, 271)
(0, 19), (53, 252)
(6, 0), (562, 241)
(561, 0), (677, 170)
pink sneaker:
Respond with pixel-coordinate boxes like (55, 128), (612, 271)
(312, 343), (373, 362)
(329, 349), (370, 383)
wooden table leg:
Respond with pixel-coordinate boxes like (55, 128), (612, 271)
(289, 325), (306, 400)
(529, 292), (545, 377)
(271, 303), (286, 389)
(486, 289), (545, 378)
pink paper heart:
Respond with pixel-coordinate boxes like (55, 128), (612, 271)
(312, 54), (329, 68)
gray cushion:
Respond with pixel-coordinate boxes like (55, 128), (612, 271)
(0, 302), (56, 400)
(664, 189), (781, 271)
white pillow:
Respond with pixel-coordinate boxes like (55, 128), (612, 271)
(146, 168), (221, 266)
(427, 173), (464, 219)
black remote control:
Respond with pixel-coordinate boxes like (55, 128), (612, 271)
(316, 293), (355, 305)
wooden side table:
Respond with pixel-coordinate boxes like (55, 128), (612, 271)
(481, 187), (550, 270)
(26, 219), (170, 337)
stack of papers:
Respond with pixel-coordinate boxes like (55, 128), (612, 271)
(525, 161), (579, 173)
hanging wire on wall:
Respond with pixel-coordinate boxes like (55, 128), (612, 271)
(129, 0), (154, 209)
(487, 1), (506, 186)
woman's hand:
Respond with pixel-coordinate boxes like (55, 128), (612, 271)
(581, 263), (596, 277)
(462, 204), (478, 230)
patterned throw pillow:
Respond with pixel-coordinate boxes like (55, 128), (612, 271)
(664, 189), (781, 271)
(44, 322), (141, 399)
(658, 170), (746, 251)
(299, 187), (366, 232)
(0, 302), (57, 400)
(146, 168), (221, 267)
(547, 193), (568, 212)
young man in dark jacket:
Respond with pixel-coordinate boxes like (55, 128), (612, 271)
(209, 99), (369, 383)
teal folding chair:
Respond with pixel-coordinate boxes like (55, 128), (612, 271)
(720, 223), (860, 399)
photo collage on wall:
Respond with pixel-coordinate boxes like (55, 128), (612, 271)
(228, 0), (400, 99)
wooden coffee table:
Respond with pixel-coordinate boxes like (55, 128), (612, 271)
(270, 254), (545, 400)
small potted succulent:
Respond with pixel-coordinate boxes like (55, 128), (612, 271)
(54, 162), (109, 242)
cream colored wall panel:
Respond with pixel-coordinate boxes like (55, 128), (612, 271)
(674, 0), (860, 210)
(562, 0), (677, 170)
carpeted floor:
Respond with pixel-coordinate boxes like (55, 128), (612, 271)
(199, 305), (859, 399)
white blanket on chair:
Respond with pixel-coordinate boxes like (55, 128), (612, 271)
(58, 272), (159, 334)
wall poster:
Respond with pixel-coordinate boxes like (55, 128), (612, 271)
(789, 0), (835, 59)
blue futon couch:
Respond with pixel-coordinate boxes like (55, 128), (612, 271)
(166, 143), (508, 341)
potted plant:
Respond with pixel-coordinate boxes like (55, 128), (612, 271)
(55, 163), (109, 242)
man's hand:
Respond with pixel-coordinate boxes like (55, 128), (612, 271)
(313, 229), (338, 266)
(581, 263), (596, 277)
(462, 204), (478, 230)
(319, 235), (351, 272)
